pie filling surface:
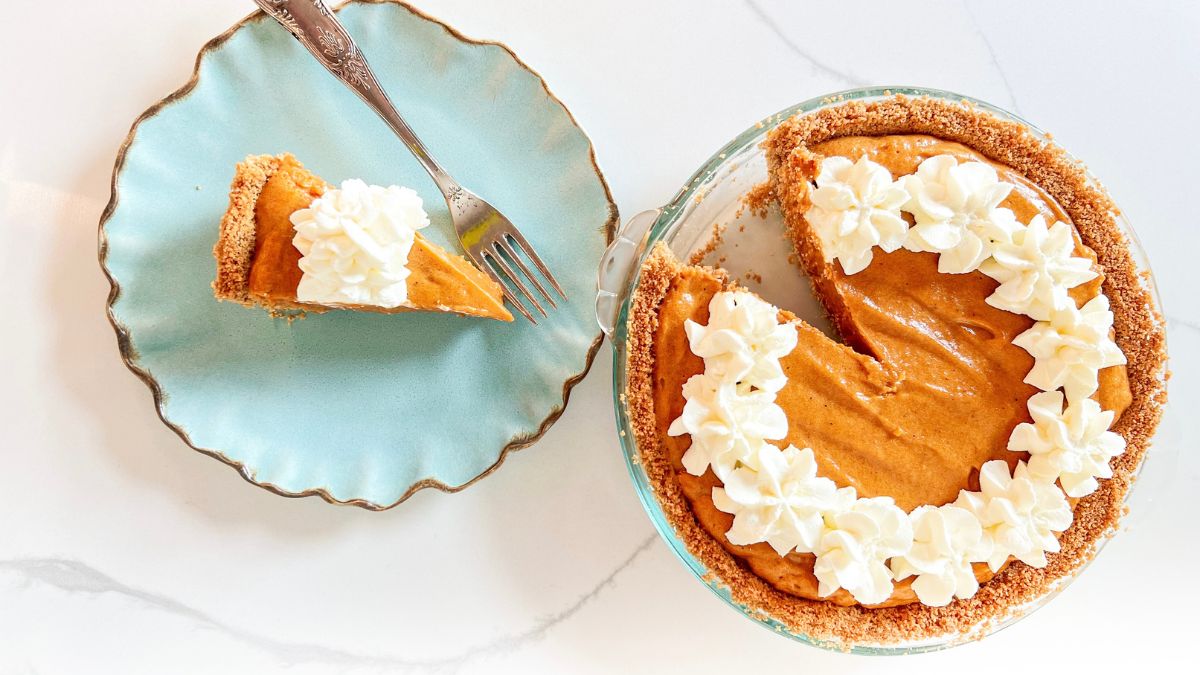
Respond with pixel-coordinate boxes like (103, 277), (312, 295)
(625, 97), (1166, 642)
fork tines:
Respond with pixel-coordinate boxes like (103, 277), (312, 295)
(479, 233), (566, 325)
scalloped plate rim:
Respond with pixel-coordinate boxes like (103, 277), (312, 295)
(97, 0), (618, 510)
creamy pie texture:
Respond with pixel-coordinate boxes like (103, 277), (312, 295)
(660, 137), (1135, 607)
(625, 96), (1167, 645)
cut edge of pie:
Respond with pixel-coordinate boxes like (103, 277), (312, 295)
(213, 153), (513, 322)
(624, 95), (1168, 648)
(214, 153), (282, 308)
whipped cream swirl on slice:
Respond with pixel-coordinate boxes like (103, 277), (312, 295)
(954, 460), (1072, 572)
(291, 179), (430, 308)
(1012, 295), (1126, 402)
(890, 505), (989, 607)
(805, 155), (909, 275)
(683, 291), (798, 393)
(713, 445), (855, 556)
(901, 155), (1022, 274)
(980, 215), (1098, 320)
(813, 497), (913, 605)
(668, 373), (787, 479)
(1008, 391), (1126, 497)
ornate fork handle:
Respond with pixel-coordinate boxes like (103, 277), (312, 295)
(254, 0), (458, 193)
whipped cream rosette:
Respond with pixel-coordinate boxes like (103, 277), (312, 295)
(713, 445), (854, 557)
(954, 461), (1072, 571)
(981, 214), (1098, 320)
(813, 497), (913, 605)
(682, 290), (798, 393)
(1008, 391), (1126, 497)
(900, 155), (1021, 274)
(891, 505), (989, 607)
(1013, 295), (1126, 402)
(668, 373), (787, 479)
(804, 155), (909, 275)
(290, 179), (430, 308)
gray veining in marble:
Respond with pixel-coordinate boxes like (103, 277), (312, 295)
(742, 0), (869, 87)
(961, 1), (1024, 115)
(0, 533), (658, 671)
(1167, 315), (1200, 334)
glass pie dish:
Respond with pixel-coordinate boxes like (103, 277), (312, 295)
(594, 86), (1170, 653)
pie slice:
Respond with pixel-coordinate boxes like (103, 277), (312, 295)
(625, 96), (1166, 645)
(213, 153), (512, 321)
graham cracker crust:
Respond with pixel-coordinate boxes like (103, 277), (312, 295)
(212, 152), (332, 316)
(212, 153), (284, 306)
(623, 95), (1168, 648)
(212, 152), (320, 315)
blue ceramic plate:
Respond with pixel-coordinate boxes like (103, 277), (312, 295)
(99, 0), (616, 509)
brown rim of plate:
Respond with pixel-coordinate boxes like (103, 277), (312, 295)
(96, 0), (619, 511)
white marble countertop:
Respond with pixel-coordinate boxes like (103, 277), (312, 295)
(2, 1), (1197, 672)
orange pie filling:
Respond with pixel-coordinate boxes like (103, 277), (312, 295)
(647, 135), (1132, 608)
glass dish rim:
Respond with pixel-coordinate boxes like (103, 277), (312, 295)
(607, 85), (1167, 654)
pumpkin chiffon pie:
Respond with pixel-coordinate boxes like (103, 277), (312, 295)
(214, 153), (512, 321)
(624, 96), (1166, 645)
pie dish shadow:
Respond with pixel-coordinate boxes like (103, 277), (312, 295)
(98, 0), (618, 510)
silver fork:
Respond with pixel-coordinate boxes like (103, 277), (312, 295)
(253, 0), (564, 323)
